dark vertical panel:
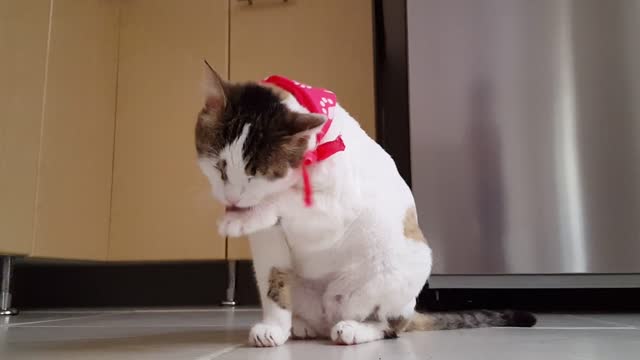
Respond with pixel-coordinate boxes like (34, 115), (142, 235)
(373, 0), (411, 186)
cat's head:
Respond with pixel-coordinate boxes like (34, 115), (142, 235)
(195, 62), (324, 211)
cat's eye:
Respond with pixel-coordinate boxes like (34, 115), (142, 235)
(215, 159), (228, 182)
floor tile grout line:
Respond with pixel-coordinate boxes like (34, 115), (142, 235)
(4, 313), (119, 328)
(531, 326), (638, 330)
(15, 324), (638, 330)
(23, 308), (261, 314)
(194, 344), (244, 360)
(15, 325), (245, 328)
(567, 314), (639, 328)
(20, 310), (133, 314)
(129, 309), (260, 313)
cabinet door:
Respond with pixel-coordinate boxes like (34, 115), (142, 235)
(110, 0), (228, 261)
(0, 0), (50, 255)
(228, 0), (375, 259)
(31, 0), (120, 260)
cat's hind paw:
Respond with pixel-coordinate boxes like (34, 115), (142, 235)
(249, 323), (289, 347)
(331, 320), (386, 345)
(331, 320), (359, 345)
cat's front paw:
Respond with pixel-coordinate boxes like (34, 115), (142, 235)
(249, 323), (289, 347)
(218, 212), (245, 237)
(218, 211), (278, 237)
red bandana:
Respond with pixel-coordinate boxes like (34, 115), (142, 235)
(263, 75), (346, 207)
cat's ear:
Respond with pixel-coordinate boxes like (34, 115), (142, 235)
(282, 113), (326, 166)
(202, 60), (227, 112)
(287, 113), (326, 135)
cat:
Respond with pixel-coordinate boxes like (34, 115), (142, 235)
(195, 62), (536, 347)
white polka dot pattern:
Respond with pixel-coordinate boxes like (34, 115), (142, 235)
(261, 75), (345, 207)
(263, 75), (338, 121)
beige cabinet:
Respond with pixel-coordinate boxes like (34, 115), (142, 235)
(31, 0), (120, 260)
(1, 0), (374, 262)
(1, 0), (118, 260)
(109, 0), (228, 261)
(227, 0), (376, 259)
(0, 0), (50, 255)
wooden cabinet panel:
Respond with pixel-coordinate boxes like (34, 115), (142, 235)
(229, 0), (375, 136)
(110, 0), (228, 261)
(0, 0), (50, 255)
(30, 0), (120, 260)
(227, 237), (252, 260)
(228, 0), (375, 259)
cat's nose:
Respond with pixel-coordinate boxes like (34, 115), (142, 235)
(224, 187), (243, 205)
(225, 196), (240, 205)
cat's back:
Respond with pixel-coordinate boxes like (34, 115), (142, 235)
(336, 105), (413, 202)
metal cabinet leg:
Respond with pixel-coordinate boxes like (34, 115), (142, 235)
(1, 256), (18, 316)
(221, 260), (237, 306)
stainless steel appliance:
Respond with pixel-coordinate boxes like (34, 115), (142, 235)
(407, 0), (640, 287)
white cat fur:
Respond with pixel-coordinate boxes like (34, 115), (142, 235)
(199, 86), (432, 346)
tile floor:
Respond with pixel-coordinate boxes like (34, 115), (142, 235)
(1, 308), (640, 359)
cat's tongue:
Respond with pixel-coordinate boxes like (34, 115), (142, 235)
(225, 205), (250, 213)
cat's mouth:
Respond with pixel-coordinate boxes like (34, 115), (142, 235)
(225, 205), (252, 213)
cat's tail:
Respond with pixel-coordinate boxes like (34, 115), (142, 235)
(406, 310), (536, 331)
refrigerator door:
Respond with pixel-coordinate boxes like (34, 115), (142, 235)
(408, 0), (640, 274)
